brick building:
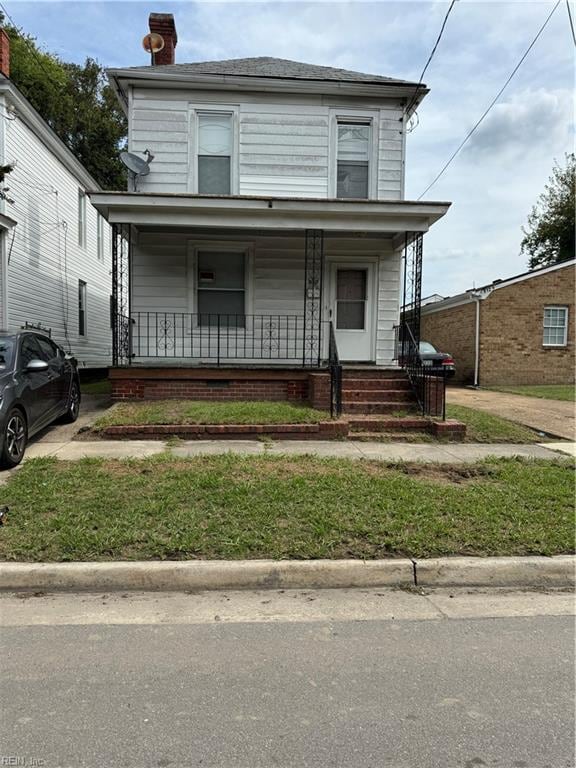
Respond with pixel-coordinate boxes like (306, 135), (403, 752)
(420, 260), (575, 387)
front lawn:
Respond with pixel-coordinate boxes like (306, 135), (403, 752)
(94, 400), (331, 429)
(0, 455), (572, 561)
(489, 384), (575, 402)
(446, 404), (547, 443)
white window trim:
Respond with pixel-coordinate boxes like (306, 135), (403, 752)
(96, 214), (104, 262)
(328, 108), (379, 200)
(78, 189), (86, 248)
(185, 240), (254, 332)
(78, 279), (87, 339)
(188, 104), (240, 195)
(543, 305), (568, 347)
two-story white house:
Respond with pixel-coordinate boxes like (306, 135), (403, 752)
(90, 13), (450, 413)
(0, 30), (112, 370)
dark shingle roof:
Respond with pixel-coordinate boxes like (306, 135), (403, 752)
(115, 56), (421, 87)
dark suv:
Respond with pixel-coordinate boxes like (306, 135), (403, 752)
(0, 330), (81, 468)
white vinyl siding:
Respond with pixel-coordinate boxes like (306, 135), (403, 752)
(2, 103), (112, 367)
(129, 89), (405, 200)
(543, 306), (568, 346)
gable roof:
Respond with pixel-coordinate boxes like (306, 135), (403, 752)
(114, 56), (421, 87)
(420, 259), (576, 315)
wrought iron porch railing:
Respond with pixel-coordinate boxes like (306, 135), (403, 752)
(394, 323), (446, 420)
(328, 321), (342, 418)
(129, 312), (325, 367)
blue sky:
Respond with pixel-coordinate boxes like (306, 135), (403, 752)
(4, 0), (574, 295)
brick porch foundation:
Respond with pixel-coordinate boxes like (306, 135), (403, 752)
(109, 367), (331, 410)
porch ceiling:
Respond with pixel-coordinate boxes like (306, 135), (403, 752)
(89, 191), (450, 237)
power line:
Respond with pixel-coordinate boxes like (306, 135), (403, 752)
(418, 0), (561, 199)
(565, 0), (576, 43)
(404, 0), (459, 119)
(0, 2), (58, 86)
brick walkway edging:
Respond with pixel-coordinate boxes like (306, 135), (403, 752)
(0, 556), (573, 592)
(97, 419), (466, 441)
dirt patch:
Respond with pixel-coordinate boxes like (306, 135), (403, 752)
(389, 462), (498, 485)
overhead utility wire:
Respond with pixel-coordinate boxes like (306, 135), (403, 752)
(418, 0), (561, 200)
(404, 0), (459, 119)
(566, 0), (576, 45)
(0, 2), (57, 85)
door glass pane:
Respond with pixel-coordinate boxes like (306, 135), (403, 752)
(337, 301), (365, 330)
(198, 156), (231, 194)
(337, 269), (366, 300)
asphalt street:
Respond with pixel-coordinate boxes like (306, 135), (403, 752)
(1, 588), (574, 768)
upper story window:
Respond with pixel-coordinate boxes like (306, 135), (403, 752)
(197, 112), (233, 195)
(543, 306), (568, 346)
(78, 189), (86, 248)
(336, 121), (371, 199)
(78, 280), (87, 337)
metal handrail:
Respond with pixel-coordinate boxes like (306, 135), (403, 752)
(328, 321), (342, 418)
(394, 322), (446, 420)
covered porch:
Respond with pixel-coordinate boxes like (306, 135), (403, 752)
(90, 192), (449, 415)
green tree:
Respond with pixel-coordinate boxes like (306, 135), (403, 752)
(521, 154), (576, 270)
(2, 19), (127, 189)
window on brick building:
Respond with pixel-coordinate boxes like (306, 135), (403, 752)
(543, 306), (568, 346)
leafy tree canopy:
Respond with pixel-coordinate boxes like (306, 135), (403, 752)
(521, 153), (575, 270)
(1, 17), (127, 189)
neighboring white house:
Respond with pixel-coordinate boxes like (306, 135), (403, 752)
(0, 30), (113, 369)
(90, 13), (450, 406)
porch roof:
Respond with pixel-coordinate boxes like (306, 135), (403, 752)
(88, 191), (450, 239)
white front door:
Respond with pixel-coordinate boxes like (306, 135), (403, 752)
(329, 262), (375, 362)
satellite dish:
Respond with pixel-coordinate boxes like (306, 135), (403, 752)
(142, 33), (165, 54)
(120, 150), (154, 191)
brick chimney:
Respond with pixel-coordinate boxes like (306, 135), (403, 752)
(148, 13), (177, 65)
(0, 28), (10, 78)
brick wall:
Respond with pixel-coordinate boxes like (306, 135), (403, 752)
(479, 266), (575, 386)
(421, 302), (476, 384)
(109, 368), (331, 407)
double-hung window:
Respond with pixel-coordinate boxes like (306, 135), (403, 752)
(197, 250), (246, 327)
(543, 306), (568, 346)
(336, 120), (371, 199)
(197, 112), (233, 194)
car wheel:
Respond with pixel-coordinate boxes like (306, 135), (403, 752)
(0, 408), (28, 469)
(62, 381), (80, 424)
(62, 381), (81, 423)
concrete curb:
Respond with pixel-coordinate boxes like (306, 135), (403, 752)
(0, 556), (573, 592)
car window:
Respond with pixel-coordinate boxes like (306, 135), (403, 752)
(419, 342), (437, 354)
(19, 335), (43, 368)
(0, 338), (15, 369)
(35, 335), (60, 363)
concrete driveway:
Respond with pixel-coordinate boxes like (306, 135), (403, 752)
(447, 387), (576, 440)
(28, 393), (111, 445)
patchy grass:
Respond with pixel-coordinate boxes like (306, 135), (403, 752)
(0, 455), (573, 562)
(94, 400), (331, 429)
(446, 404), (547, 443)
(80, 378), (112, 396)
(489, 384), (575, 402)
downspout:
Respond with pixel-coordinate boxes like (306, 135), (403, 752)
(470, 291), (482, 387)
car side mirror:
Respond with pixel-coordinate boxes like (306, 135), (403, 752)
(26, 358), (49, 372)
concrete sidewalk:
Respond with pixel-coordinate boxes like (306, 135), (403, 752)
(21, 438), (575, 462)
